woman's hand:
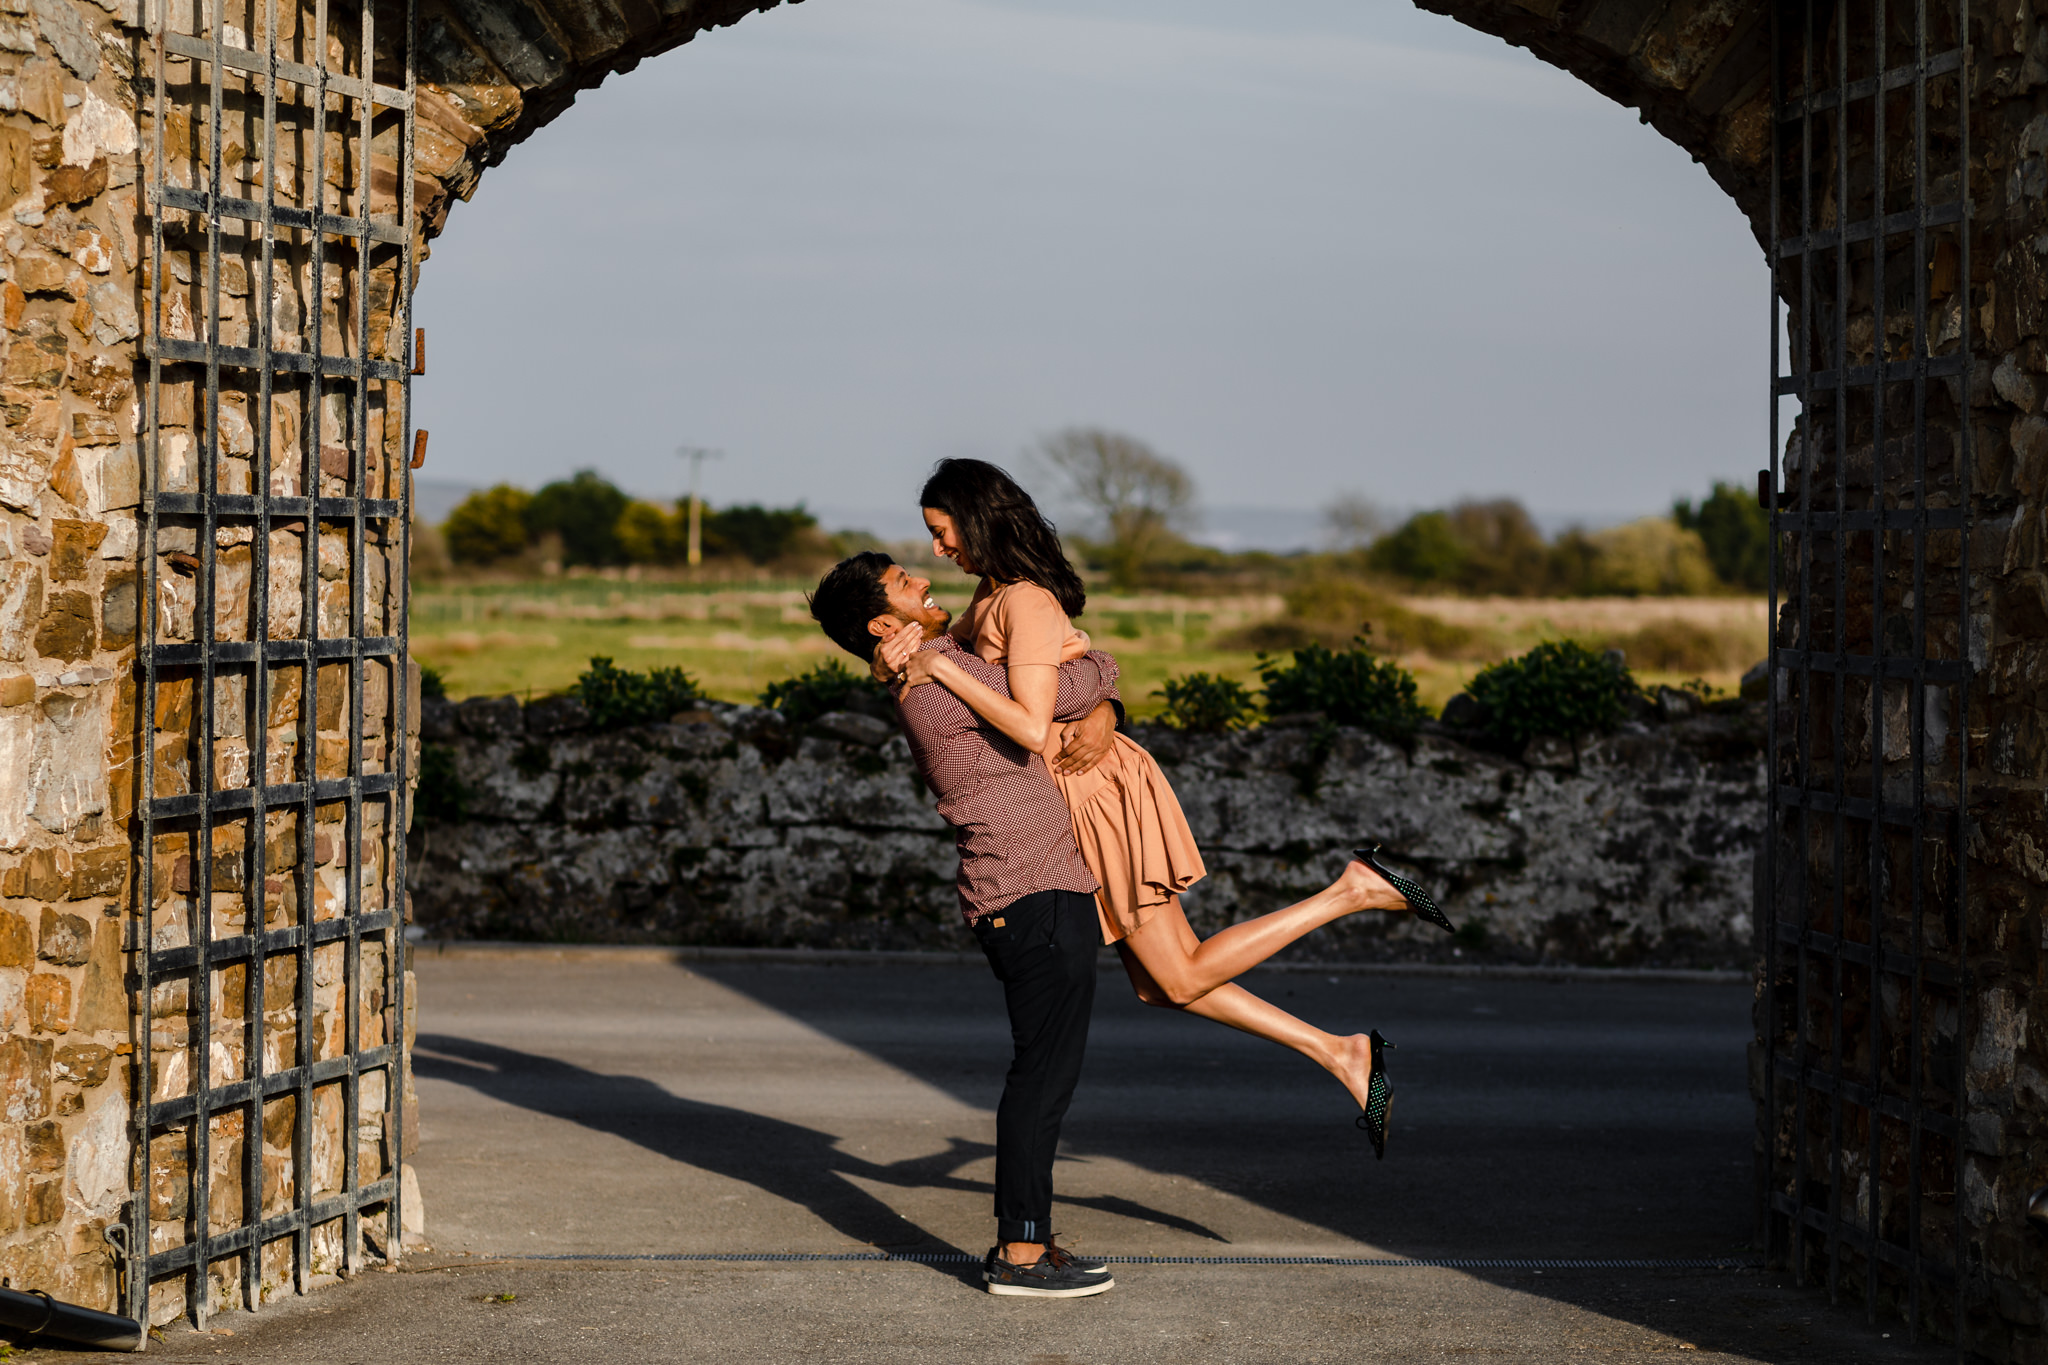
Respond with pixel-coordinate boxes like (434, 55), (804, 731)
(900, 646), (947, 690)
(1053, 700), (1118, 775)
(870, 622), (923, 684)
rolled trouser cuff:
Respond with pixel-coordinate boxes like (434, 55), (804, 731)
(996, 1218), (1049, 1246)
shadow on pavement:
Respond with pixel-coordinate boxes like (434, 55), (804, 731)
(410, 958), (1941, 1364)
(414, 1030), (1225, 1285)
(676, 962), (1942, 1364)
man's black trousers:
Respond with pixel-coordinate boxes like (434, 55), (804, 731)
(971, 887), (1098, 1246)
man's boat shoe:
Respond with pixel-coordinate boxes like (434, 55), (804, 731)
(983, 1247), (1116, 1298)
(1044, 1240), (1108, 1275)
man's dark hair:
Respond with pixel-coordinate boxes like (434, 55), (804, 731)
(809, 552), (896, 661)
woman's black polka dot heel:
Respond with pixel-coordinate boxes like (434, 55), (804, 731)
(1356, 844), (1456, 935)
(1355, 1029), (1394, 1160)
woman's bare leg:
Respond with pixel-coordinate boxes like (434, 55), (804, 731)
(1118, 860), (1404, 1008)
(1116, 902), (1379, 1112)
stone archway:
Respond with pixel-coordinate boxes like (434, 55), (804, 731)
(0, 0), (2043, 1350)
(404, 0), (1777, 246)
(391, 0), (2048, 1358)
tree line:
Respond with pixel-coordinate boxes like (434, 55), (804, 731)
(441, 470), (827, 568)
(1035, 426), (1771, 596)
(1359, 484), (1770, 596)
(432, 436), (1773, 596)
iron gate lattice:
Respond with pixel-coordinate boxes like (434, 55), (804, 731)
(131, 0), (416, 1325)
(1762, 0), (1973, 1346)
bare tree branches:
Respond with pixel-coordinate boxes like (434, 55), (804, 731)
(1037, 427), (1195, 590)
(1322, 493), (1386, 551)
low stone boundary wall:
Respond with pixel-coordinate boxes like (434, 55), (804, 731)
(409, 691), (1767, 969)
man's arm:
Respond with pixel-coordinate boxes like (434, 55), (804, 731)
(940, 641), (1116, 722)
(1051, 651), (1123, 775)
(1080, 649), (1125, 726)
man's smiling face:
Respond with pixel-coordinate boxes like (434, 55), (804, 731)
(871, 562), (951, 641)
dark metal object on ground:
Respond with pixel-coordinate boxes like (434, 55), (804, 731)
(1762, 0), (1973, 1351)
(133, 0), (417, 1328)
(0, 1286), (146, 1353)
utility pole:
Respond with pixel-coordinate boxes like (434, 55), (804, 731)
(677, 446), (722, 567)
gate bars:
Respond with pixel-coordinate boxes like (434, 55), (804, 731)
(1763, 0), (1972, 1347)
(132, 0), (416, 1325)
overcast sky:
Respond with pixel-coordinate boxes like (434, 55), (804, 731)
(411, 0), (1766, 547)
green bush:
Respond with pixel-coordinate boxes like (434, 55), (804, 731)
(704, 504), (818, 565)
(442, 484), (533, 565)
(419, 665), (448, 702)
(526, 470), (631, 567)
(1586, 616), (1756, 674)
(1366, 500), (1550, 594)
(1278, 576), (1482, 657)
(1367, 510), (1466, 584)
(759, 657), (892, 727)
(1258, 632), (1430, 744)
(1466, 640), (1637, 749)
(616, 499), (684, 565)
(1673, 481), (1772, 591)
(413, 743), (468, 823)
(572, 656), (702, 729)
(1573, 517), (1720, 596)
(1153, 673), (1259, 734)
(1439, 500), (1553, 595)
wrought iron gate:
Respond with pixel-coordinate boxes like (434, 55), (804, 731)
(130, 0), (416, 1324)
(1762, 0), (1973, 1345)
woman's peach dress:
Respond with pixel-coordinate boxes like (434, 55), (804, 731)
(953, 580), (1205, 945)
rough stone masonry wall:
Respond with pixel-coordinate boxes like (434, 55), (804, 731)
(1746, 6), (2048, 1358)
(0, 0), (168, 1313)
(0, 0), (421, 1319)
(1910, 27), (2048, 1361)
(410, 693), (1767, 968)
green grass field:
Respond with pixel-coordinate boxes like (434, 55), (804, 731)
(411, 576), (1770, 718)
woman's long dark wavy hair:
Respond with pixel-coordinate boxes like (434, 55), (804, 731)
(920, 458), (1087, 618)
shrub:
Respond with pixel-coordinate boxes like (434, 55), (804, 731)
(1367, 510), (1466, 584)
(616, 500), (684, 565)
(1575, 517), (1720, 596)
(1441, 499), (1553, 595)
(413, 743), (468, 823)
(411, 514), (452, 580)
(759, 657), (892, 727)
(1153, 673), (1259, 733)
(1366, 500), (1551, 594)
(1465, 640), (1637, 749)
(443, 484), (533, 565)
(572, 656), (702, 729)
(419, 665), (448, 702)
(1590, 617), (1757, 675)
(526, 470), (631, 567)
(703, 504), (819, 565)
(1545, 528), (1603, 595)
(1258, 631), (1430, 744)
(1673, 481), (1772, 591)
(1278, 577), (1482, 657)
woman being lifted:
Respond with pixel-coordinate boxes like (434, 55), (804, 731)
(872, 458), (1453, 1159)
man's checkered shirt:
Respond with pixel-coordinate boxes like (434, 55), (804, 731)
(892, 635), (1119, 924)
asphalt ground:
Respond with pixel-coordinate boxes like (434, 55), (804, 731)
(43, 949), (1950, 1363)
